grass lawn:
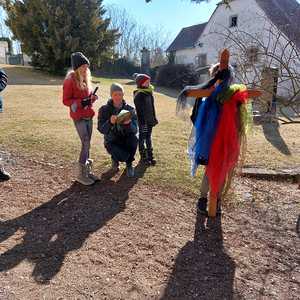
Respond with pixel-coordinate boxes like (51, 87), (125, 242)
(0, 64), (299, 193)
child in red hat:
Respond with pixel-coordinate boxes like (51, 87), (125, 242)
(133, 74), (158, 166)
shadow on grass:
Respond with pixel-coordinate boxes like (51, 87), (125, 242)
(0, 162), (147, 284)
(161, 213), (237, 300)
(261, 121), (291, 156)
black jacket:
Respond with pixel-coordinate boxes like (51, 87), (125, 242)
(190, 77), (220, 125)
(98, 99), (138, 143)
(133, 90), (158, 127)
(190, 69), (232, 124)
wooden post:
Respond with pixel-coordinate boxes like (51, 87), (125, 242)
(208, 194), (217, 218)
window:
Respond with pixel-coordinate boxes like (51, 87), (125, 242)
(246, 47), (259, 64)
(176, 55), (187, 64)
(195, 54), (207, 67)
(230, 15), (238, 28)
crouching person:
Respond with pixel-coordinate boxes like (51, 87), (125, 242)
(98, 83), (138, 178)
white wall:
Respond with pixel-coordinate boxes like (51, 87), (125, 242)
(23, 54), (32, 66)
(174, 48), (199, 65)
(0, 41), (9, 64)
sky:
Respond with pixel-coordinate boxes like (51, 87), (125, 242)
(103, 0), (220, 42)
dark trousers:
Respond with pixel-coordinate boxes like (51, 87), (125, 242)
(105, 135), (138, 165)
(138, 125), (153, 153)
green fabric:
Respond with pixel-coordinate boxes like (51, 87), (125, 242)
(239, 101), (253, 135)
(136, 84), (155, 95)
(216, 83), (253, 135)
(217, 84), (246, 104)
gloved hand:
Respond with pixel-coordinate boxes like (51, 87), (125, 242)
(214, 69), (231, 81)
(81, 97), (91, 108)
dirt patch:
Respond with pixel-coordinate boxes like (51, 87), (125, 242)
(0, 154), (299, 299)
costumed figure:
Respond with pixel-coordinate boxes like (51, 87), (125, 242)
(177, 49), (261, 217)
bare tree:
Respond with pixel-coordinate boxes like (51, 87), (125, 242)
(106, 5), (170, 67)
(213, 19), (300, 124)
(145, 0), (232, 6)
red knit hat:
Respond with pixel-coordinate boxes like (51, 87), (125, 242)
(135, 74), (151, 87)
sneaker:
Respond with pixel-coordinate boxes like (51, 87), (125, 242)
(197, 197), (208, 215)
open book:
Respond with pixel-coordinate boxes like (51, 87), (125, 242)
(116, 109), (132, 124)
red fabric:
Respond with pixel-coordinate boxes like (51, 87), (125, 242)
(206, 90), (248, 197)
(62, 73), (95, 120)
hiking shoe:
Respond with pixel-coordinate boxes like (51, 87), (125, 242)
(87, 159), (100, 181)
(139, 149), (149, 165)
(126, 164), (135, 178)
(77, 163), (94, 186)
(148, 159), (156, 166)
(147, 149), (156, 166)
(111, 158), (120, 172)
(0, 167), (10, 181)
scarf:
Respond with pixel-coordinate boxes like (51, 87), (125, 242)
(136, 84), (155, 95)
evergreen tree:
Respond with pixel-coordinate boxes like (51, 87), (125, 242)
(3, 0), (118, 73)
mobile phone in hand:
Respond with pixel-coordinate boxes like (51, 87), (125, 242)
(93, 87), (99, 95)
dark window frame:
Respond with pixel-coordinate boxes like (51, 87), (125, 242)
(230, 15), (238, 28)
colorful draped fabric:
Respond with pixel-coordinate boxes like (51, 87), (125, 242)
(189, 83), (251, 197)
(189, 79), (232, 175)
(206, 85), (249, 198)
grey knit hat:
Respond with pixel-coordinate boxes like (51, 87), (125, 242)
(71, 52), (90, 71)
(110, 83), (124, 95)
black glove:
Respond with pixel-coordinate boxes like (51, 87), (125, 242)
(81, 97), (91, 108)
(214, 69), (231, 81)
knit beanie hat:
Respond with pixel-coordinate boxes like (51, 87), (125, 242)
(110, 83), (124, 95)
(71, 52), (90, 71)
(135, 74), (151, 88)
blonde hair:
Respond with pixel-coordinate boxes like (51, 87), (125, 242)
(66, 66), (92, 90)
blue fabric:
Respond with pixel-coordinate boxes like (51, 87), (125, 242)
(194, 90), (220, 165)
(193, 78), (231, 167)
